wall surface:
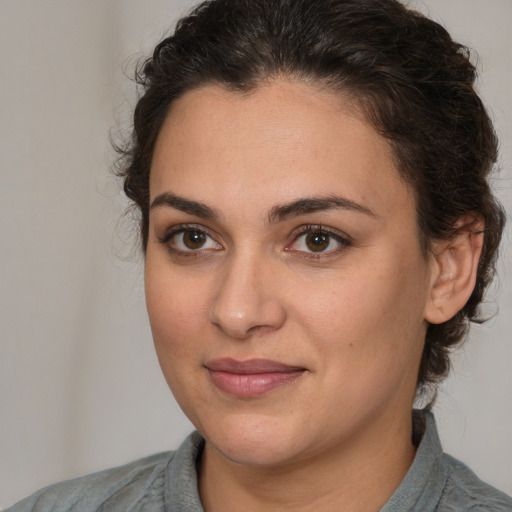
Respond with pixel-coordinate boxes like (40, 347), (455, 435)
(1, 0), (510, 507)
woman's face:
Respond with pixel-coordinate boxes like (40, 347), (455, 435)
(145, 80), (434, 468)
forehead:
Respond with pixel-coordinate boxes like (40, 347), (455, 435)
(150, 80), (414, 221)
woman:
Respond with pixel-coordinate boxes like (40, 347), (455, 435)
(7, 0), (511, 510)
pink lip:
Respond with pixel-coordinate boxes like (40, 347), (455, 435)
(205, 358), (306, 398)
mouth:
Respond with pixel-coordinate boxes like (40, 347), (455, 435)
(204, 358), (307, 398)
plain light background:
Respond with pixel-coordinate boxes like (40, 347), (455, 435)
(1, 0), (510, 507)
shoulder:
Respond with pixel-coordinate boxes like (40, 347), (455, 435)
(381, 410), (511, 512)
(438, 453), (512, 511)
(4, 451), (175, 512)
(5, 431), (205, 512)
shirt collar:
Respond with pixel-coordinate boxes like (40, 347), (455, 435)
(379, 409), (447, 512)
(164, 409), (447, 512)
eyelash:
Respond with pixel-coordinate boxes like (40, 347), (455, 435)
(157, 223), (351, 259)
(286, 224), (351, 259)
(157, 224), (222, 258)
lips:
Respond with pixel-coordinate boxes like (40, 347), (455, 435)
(205, 358), (306, 398)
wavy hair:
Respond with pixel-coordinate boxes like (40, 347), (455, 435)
(115, 0), (505, 392)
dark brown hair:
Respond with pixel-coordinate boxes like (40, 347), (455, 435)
(116, 0), (505, 392)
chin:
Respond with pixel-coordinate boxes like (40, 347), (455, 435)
(200, 414), (307, 468)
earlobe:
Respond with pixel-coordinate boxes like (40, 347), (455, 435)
(425, 215), (484, 325)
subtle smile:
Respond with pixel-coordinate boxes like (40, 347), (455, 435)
(205, 358), (307, 398)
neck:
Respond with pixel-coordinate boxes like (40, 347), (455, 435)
(199, 409), (416, 512)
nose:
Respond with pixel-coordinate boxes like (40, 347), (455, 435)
(208, 251), (287, 339)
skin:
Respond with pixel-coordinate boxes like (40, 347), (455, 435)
(144, 80), (475, 511)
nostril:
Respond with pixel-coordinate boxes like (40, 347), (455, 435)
(209, 298), (287, 340)
(246, 324), (277, 336)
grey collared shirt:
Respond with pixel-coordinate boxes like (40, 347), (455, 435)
(5, 411), (512, 511)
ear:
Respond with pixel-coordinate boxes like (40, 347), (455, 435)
(425, 215), (484, 325)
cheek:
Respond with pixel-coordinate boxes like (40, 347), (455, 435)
(293, 264), (428, 415)
(145, 262), (210, 356)
(144, 265), (212, 414)
(293, 255), (429, 361)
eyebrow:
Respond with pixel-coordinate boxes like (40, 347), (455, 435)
(150, 192), (221, 220)
(150, 192), (377, 223)
(268, 196), (377, 223)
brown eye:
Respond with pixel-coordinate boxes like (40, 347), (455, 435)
(163, 226), (223, 254)
(287, 226), (351, 257)
(305, 232), (330, 252)
(182, 229), (207, 249)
